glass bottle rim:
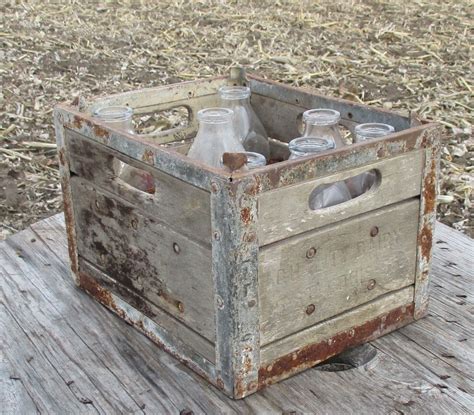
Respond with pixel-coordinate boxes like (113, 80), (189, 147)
(242, 151), (267, 168)
(289, 136), (335, 155)
(355, 123), (395, 140)
(197, 107), (234, 124)
(303, 109), (340, 126)
(218, 86), (251, 100)
(94, 106), (133, 121)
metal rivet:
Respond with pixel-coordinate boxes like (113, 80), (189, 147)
(213, 231), (221, 241)
(173, 242), (180, 254)
(306, 304), (315, 315)
(370, 226), (379, 237)
(131, 218), (138, 230)
(248, 299), (256, 308)
(306, 247), (317, 259)
(421, 235), (428, 243)
(210, 181), (219, 193)
(177, 301), (184, 313)
(367, 279), (376, 290)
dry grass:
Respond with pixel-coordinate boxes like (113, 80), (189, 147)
(1, 0), (473, 239)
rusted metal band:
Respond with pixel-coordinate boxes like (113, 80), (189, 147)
(414, 125), (442, 319)
(258, 303), (415, 388)
(211, 176), (261, 398)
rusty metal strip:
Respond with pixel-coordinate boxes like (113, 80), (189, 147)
(414, 126), (442, 319)
(231, 125), (438, 192)
(77, 271), (218, 386)
(54, 108), (79, 283)
(55, 106), (228, 192)
(258, 303), (415, 388)
(210, 175), (261, 399)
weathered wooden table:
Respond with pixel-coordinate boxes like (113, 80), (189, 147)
(1, 214), (472, 414)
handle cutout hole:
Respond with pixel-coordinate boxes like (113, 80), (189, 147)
(113, 159), (156, 194)
(309, 169), (380, 210)
(133, 106), (190, 135)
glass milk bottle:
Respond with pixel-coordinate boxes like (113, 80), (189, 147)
(94, 106), (155, 194)
(302, 109), (345, 148)
(218, 86), (270, 159)
(345, 123), (395, 197)
(288, 136), (351, 209)
(187, 108), (245, 169)
(243, 151), (267, 169)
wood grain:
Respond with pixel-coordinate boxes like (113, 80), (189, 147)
(66, 129), (211, 246)
(259, 199), (419, 345)
(70, 176), (216, 343)
(1, 214), (472, 413)
(258, 150), (423, 245)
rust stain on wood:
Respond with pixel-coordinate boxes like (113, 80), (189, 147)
(258, 303), (414, 388)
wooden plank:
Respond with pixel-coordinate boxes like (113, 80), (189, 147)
(0, 348), (41, 415)
(259, 199), (419, 345)
(66, 129), (211, 246)
(258, 150), (423, 245)
(373, 333), (473, 411)
(2, 215), (473, 412)
(70, 176), (215, 343)
(79, 258), (215, 364)
(260, 285), (414, 364)
(1, 228), (251, 414)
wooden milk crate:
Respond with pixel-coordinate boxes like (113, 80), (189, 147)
(54, 68), (441, 399)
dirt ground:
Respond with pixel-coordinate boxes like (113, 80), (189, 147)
(1, 0), (472, 239)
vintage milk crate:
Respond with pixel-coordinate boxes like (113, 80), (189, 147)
(54, 68), (440, 399)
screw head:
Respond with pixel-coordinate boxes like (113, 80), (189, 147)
(370, 226), (379, 237)
(213, 231), (221, 241)
(367, 279), (376, 290)
(216, 296), (224, 309)
(131, 218), (138, 230)
(306, 247), (317, 259)
(306, 304), (316, 315)
(173, 242), (180, 254)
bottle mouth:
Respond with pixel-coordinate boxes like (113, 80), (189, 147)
(355, 123), (395, 140)
(289, 136), (335, 155)
(94, 106), (133, 121)
(241, 151), (267, 168)
(218, 86), (251, 100)
(303, 109), (340, 126)
(197, 107), (234, 124)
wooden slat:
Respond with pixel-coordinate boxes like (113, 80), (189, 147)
(70, 176), (215, 343)
(261, 286), (414, 364)
(259, 199), (419, 345)
(1, 214), (472, 413)
(66, 129), (211, 246)
(258, 150), (424, 245)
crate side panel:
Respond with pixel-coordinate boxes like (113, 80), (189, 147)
(79, 258), (216, 364)
(258, 150), (423, 246)
(249, 76), (411, 131)
(259, 198), (419, 346)
(70, 176), (215, 342)
(66, 129), (211, 246)
(259, 286), (414, 385)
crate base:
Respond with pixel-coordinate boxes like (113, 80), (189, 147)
(77, 269), (417, 399)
